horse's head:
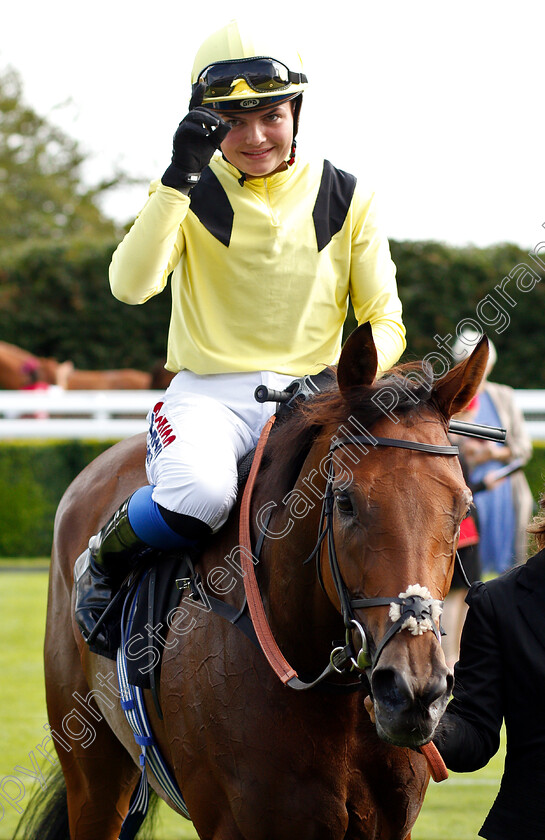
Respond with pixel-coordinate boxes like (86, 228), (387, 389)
(36, 356), (63, 385)
(319, 324), (488, 747)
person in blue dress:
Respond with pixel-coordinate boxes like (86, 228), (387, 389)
(452, 330), (533, 573)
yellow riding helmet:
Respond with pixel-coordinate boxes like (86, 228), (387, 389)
(191, 19), (307, 112)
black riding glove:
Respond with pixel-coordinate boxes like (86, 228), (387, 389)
(161, 86), (231, 193)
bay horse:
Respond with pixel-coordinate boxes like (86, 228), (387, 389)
(35, 324), (487, 840)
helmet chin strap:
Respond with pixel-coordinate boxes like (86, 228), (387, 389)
(287, 139), (297, 167)
(286, 94), (302, 169)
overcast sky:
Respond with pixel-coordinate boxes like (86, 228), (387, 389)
(2, 0), (544, 249)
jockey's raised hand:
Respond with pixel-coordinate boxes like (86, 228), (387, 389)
(161, 84), (231, 193)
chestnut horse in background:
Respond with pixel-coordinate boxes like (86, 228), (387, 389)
(27, 325), (487, 839)
(0, 340), (154, 390)
(0, 341), (52, 389)
(60, 367), (152, 390)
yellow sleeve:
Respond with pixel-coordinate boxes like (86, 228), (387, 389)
(109, 180), (190, 305)
(349, 189), (406, 373)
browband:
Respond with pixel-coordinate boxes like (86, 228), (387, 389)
(330, 434), (459, 457)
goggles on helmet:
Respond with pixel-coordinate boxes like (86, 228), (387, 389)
(195, 56), (307, 99)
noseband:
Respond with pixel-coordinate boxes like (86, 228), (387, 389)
(306, 433), (459, 674)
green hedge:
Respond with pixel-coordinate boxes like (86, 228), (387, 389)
(0, 238), (171, 371)
(1, 440), (545, 559)
(0, 441), (112, 557)
(392, 240), (545, 390)
(522, 443), (545, 507)
(346, 240), (545, 388)
(2, 236), (545, 386)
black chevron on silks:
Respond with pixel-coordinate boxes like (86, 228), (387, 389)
(189, 167), (234, 247)
(313, 160), (357, 252)
(190, 160), (356, 251)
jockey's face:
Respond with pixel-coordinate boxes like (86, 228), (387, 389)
(217, 101), (294, 179)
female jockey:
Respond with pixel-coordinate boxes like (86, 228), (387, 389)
(75, 19), (407, 649)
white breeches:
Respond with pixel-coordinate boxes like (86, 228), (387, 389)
(145, 370), (294, 533)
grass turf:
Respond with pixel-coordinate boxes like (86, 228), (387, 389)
(0, 568), (503, 839)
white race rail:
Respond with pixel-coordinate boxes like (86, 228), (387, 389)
(512, 390), (545, 442)
(0, 390), (160, 440)
(0, 389), (544, 441)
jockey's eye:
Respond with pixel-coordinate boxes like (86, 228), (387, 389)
(335, 490), (355, 516)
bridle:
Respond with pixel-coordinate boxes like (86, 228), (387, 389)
(316, 433), (460, 674)
(235, 418), (458, 781)
(238, 418), (460, 691)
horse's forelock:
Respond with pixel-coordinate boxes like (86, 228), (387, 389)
(262, 362), (437, 496)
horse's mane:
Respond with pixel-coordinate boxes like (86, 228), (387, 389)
(261, 361), (440, 500)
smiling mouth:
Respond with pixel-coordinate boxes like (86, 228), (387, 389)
(242, 148), (272, 158)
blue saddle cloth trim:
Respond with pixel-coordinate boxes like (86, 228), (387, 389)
(117, 576), (191, 839)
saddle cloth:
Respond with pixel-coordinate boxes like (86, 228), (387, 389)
(89, 553), (189, 684)
(92, 445), (258, 682)
(123, 556), (193, 688)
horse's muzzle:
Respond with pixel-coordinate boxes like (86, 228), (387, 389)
(369, 663), (454, 748)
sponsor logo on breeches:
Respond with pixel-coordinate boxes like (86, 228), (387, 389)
(147, 401), (176, 467)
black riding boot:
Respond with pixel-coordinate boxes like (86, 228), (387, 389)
(74, 496), (148, 649)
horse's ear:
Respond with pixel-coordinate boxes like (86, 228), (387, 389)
(337, 323), (378, 397)
(432, 335), (489, 419)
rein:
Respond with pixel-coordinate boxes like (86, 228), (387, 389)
(239, 417), (350, 690)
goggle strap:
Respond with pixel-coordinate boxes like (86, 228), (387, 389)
(288, 70), (307, 84)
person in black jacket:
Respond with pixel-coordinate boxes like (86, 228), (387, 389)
(432, 493), (544, 839)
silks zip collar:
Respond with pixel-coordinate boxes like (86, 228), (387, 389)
(219, 152), (296, 188)
(262, 179), (279, 227)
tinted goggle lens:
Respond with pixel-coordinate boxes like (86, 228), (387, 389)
(199, 59), (293, 97)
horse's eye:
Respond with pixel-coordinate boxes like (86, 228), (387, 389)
(335, 491), (355, 515)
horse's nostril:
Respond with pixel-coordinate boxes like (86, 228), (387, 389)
(372, 666), (452, 714)
(371, 667), (414, 711)
(421, 673), (450, 707)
